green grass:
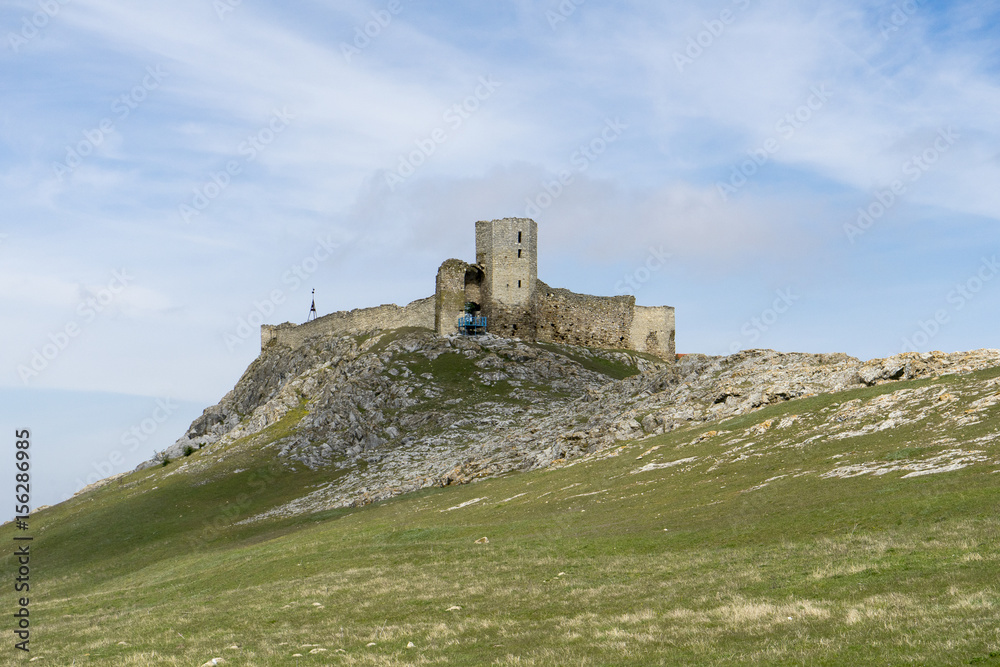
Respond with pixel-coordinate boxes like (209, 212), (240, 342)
(5, 369), (1000, 665)
(391, 349), (518, 414)
(532, 341), (652, 379)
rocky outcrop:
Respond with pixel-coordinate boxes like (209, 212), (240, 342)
(145, 326), (1000, 521)
(605, 348), (1000, 438)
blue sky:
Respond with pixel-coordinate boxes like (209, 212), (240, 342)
(2, 0), (998, 508)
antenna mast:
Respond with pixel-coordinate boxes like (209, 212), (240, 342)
(307, 288), (317, 322)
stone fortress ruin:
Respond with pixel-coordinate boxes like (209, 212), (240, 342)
(262, 218), (675, 359)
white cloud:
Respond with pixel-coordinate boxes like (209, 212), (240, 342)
(1, 0), (997, 402)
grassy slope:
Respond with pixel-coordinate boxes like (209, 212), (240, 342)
(5, 367), (1000, 665)
(532, 340), (659, 380)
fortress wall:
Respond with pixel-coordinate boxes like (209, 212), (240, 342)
(261, 296), (434, 350)
(532, 281), (635, 350)
(629, 305), (676, 359)
(435, 259), (469, 336)
(261, 218), (676, 360)
(484, 302), (537, 339)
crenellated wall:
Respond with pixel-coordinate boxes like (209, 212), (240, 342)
(629, 305), (676, 358)
(261, 297), (434, 350)
(530, 283), (675, 358)
(533, 281), (633, 350)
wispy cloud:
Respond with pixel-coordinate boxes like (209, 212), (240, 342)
(1, 0), (997, 405)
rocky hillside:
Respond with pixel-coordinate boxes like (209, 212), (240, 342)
(143, 326), (1000, 522)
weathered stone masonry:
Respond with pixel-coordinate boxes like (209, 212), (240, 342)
(263, 218), (675, 359)
(262, 298), (434, 350)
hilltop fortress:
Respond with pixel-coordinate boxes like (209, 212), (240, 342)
(262, 218), (675, 359)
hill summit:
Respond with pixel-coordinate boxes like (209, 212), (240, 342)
(140, 326), (999, 520)
(262, 218), (675, 359)
(20, 324), (1000, 665)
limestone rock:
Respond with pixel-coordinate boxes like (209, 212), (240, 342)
(119, 326), (998, 525)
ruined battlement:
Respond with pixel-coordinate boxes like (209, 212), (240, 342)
(262, 218), (675, 359)
(532, 282), (675, 358)
(433, 218), (675, 359)
(261, 297), (434, 350)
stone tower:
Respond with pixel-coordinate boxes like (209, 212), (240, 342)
(475, 218), (538, 336)
(476, 218), (537, 306)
